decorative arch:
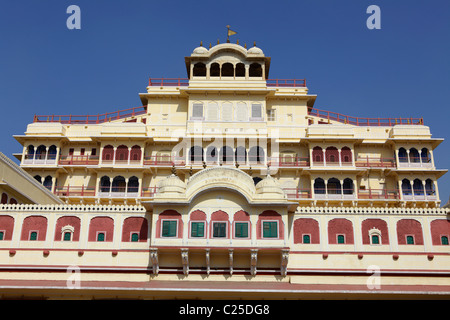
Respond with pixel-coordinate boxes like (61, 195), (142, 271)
(193, 62), (206, 77)
(122, 217), (148, 242)
(328, 218), (354, 244)
(361, 219), (389, 245)
(54, 216), (81, 241)
(156, 210), (183, 238)
(257, 210), (284, 240)
(102, 145), (114, 161)
(88, 216), (114, 242)
(115, 145), (129, 162)
(129, 145), (142, 161)
(21, 216), (48, 241)
(0, 215), (14, 240)
(341, 146), (352, 163)
(430, 219), (450, 246)
(293, 218), (320, 244)
(397, 219), (423, 245)
(312, 146), (323, 163)
(325, 147), (339, 164)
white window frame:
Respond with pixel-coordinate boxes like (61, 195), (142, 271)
(250, 103), (263, 121)
(191, 103), (204, 121)
(160, 219), (178, 238)
(261, 220), (279, 239)
(190, 220), (206, 239)
(368, 228), (382, 245)
(233, 221), (250, 239)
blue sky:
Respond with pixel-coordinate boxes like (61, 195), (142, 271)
(0, 0), (449, 204)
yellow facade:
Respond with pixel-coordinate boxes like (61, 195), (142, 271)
(0, 42), (448, 299)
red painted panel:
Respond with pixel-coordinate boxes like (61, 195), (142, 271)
(430, 219), (450, 245)
(21, 216), (48, 241)
(361, 218), (389, 244)
(211, 210), (230, 239)
(121, 217), (148, 242)
(397, 219), (423, 245)
(328, 218), (354, 244)
(156, 210), (183, 238)
(256, 210), (284, 240)
(293, 218), (320, 244)
(0, 215), (14, 240)
(54, 216), (81, 241)
(88, 216), (114, 242)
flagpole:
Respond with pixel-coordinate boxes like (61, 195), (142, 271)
(226, 25), (230, 43)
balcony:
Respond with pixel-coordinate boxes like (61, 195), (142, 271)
(98, 186), (139, 198)
(23, 154), (57, 165)
(55, 186), (96, 197)
(314, 189), (357, 200)
(59, 155), (100, 166)
(355, 157), (396, 168)
(308, 108), (424, 127)
(398, 157), (433, 168)
(283, 188), (312, 199)
(269, 157), (310, 168)
(266, 79), (306, 87)
(357, 189), (400, 200)
(402, 192), (437, 201)
(143, 156), (186, 166)
(141, 187), (158, 198)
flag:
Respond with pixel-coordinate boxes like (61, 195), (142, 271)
(227, 29), (237, 37)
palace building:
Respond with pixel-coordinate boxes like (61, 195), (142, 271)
(0, 41), (449, 299)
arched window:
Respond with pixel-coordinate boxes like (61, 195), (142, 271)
(127, 176), (139, 194)
(341, 147), (352, 164)
(189, 146), (204, 163)
(193, 62), (206, 77)
(421, 148), (430, 163)
(221, 102), (233, 121)
(327, 178), (341, 195)
(115, 145), (129, 162)
(235, 146), (247, 165)
(409, 148), (420, 163)
(248, 146), (264, 164)
(34, 175), (42, 184)
(312, 147), (323, 164)
(1, 193), (8, 204)
(398, 148), (408, 163)
(129, 145), (141, 162)
(343, 178), (354, 195)
(206, 102), (219, 121)
(112, 176), (126, 193)
(26, 145), (35, 159)
(425, 179), (435, 196)
(221, 63), (234, 77)
(235, 63), (245, 77)
(249, 63), (262, 77)
(221, 146), (234, 164)
(314, 178), (326, 194)
(206, 146), (217, 163)
(102, 145), (114, 161)
(413, 179), (424, 195)
(100, 176), (110, 193)
(210, 63), (220, 77)
(47, 145), (57, 160)
(325, 147), (339, 164)
(43, 176), (52, 191)
(36, 145), (47, 160)
(401, 179), (412, 195)
(236, 102), (248, 121)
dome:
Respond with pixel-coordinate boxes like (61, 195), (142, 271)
(247, 46), (263, 55)
(255, 174), (284, 195)
(158, 174), (186, 194)
(192, 46), (208, 55)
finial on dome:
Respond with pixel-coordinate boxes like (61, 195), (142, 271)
(237, 39), (239, 45)
(253, 41), (256, 47)
(217, 39), (220, 44)
(200, 41), (203, 47)
(244, 43), (247, 49)
(209, 43), (212, 49)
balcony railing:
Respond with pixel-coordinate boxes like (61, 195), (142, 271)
(308, 107), (424, 127)
(143, 156), (186, 166)
(283, 188), (312, 199)
(148, 78), (189, 87)
(402, 192), (437, 201)
(98, 186), (139, 198)
(59, 155), (100, 166)
(23, 154), (57, 165)
(269, 157), (310, 168)
(54, 186), (96, 197)
(33, 106), (147, 125)
(358, 189), (400, 200)
(266, 79), (306, 87)
(314, 189), (357, 200)
(355, 157), (396, 168)
(398, 157), (433, 168)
